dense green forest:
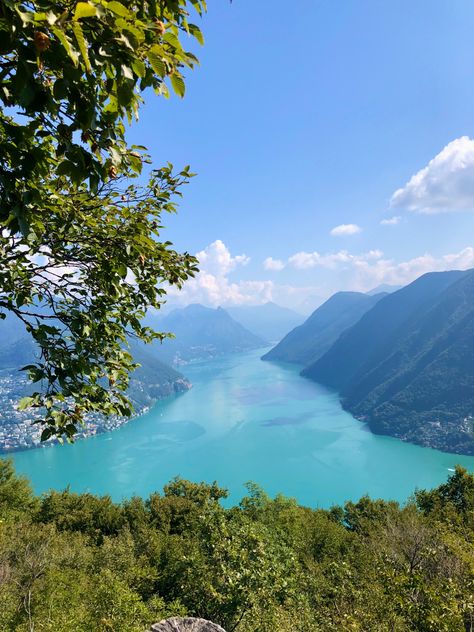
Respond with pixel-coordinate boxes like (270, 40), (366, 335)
(0, 460), (473, 631)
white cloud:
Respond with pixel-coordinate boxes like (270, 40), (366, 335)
(380, 216), (401, 226)
(390, 136), (474, 214)
(288, 249), (383, 270)
(348, 246), (474, 291)
(330, 223), (362, 236)
(196, 239), (249, 275)
(166, 239), (474, 311)
(263, 256), (285, 271)
(168, 240), (273, 306)
(278, 245), (474, 295)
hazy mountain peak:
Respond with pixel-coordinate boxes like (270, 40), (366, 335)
(226, 302), (304, 343)
(263, 290), (385, 366)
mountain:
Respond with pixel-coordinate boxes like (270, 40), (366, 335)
(0, 312), (30, 346)
(298, 294), (326, 315)
(0, 335), (38, 371)
(304, 269), (474, 454)
(226, 302), (304, 342)
(303, 270), (466, 390)
(148, 303), (267, 365)
(126, 340), (191, 408)
(366, 283), (403, 295)
(262, 291), (386, 366)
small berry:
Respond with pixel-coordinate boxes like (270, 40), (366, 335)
(34, 31), (51, 52)
(155, 20), (166, 35)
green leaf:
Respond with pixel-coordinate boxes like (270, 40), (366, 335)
(18, 397), (35, 411)
(189, 23), (205, 46)
(121, 64), (133, 80)
(147, 47), (166, 77)
(41, 428), (53, 441)
(131, 58), (146, 78)
(72, 21), (91, 72)
(106, 1), (132, 18)
(74, 2), (98, 20)
(51, 26), (79, 66)
(163, 31), (182, 50)
(170, 73), (185, 98)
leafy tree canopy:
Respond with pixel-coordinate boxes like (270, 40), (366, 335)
(1, 464), (474, 631)
(0, 0), (206, 439)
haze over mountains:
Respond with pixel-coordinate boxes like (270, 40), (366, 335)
(366, 283), (402, 296)
(226, 302), (303, 342)
(262, 291), (386, 366)
(146, 303), (267, 365)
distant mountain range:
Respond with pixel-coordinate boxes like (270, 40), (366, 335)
(304, 270), (466, 390)
(262, 291), (386, 365)
(226, 302), (304, 342)
(0, 303), (268, 411)
(366, 283), (402, 295)
(146, 303), (267, 365)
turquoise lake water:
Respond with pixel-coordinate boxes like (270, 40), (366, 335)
(12, 349), (474, 508)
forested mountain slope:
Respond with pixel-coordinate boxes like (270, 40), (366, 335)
(304, 269), (474, 454)
(304, 270), (467, 390)
(262, 291), (386, 365)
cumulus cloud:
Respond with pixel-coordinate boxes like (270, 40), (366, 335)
(263, 257), (285, 271)
(288, 249), (383, 270)
(196, 239), (249, 276)
(390, 136), (474, 214)
(330, 223), (362, 236)
(271, 245), (474, 295)
(167, 240), (273, 307)
(166, 239), (474, 310)
(348, 246), (474, 291)
(380, 216), (401, 226)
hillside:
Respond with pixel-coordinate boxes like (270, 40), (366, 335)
(226, 302), (304, 342)
(0, 324), (191, 450)
(303, 270), (467, 390)
(0, 333), (190, 408)
(126, 340), (191, 408)
(262, 291), (386, 366)
(304, 269), (474, 454)
(150, 304), (267, 365)
(0, 312), (30, 346)
(0, 335), (38, 371)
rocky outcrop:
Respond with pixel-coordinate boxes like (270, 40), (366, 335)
(149, 619), (226, 632)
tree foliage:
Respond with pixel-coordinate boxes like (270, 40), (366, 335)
(1, 463), (474, 631)
(0, 0), (206, 439)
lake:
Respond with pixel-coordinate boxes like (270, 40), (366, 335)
(12, 349), (474, 507)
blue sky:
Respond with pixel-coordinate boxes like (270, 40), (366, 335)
(129, 0), (474, 312)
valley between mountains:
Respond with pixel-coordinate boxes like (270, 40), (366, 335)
(1, 270), (473, 455)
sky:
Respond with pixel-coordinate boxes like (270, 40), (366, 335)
(129, 0), (474, 313)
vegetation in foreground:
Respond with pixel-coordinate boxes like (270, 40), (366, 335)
(0, 460), (473, 631)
